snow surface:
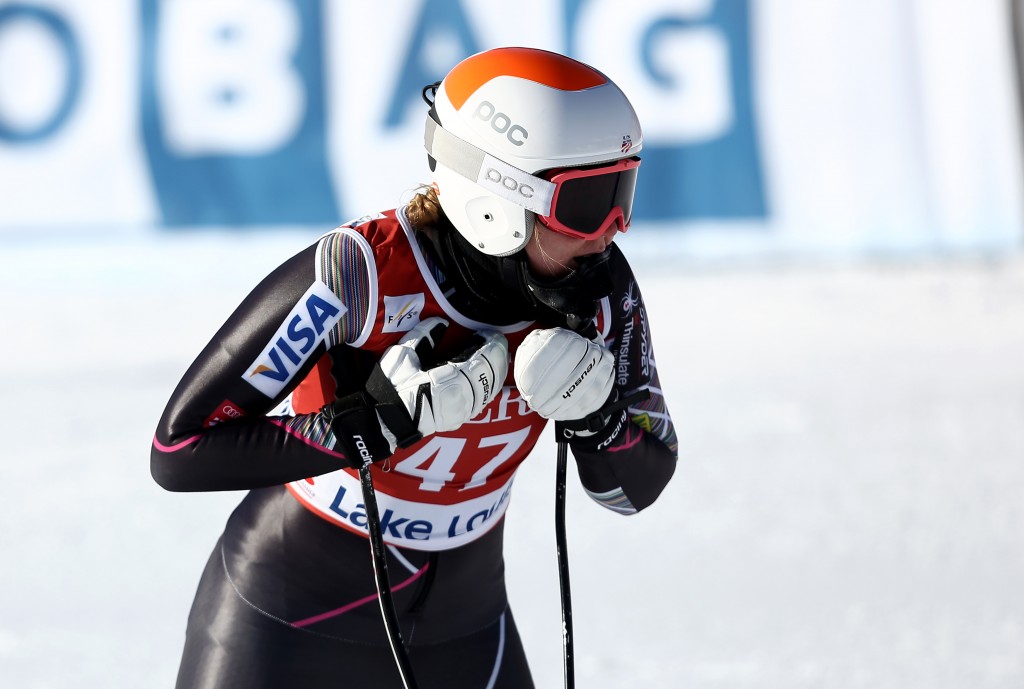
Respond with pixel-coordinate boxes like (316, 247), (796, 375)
(1, 231), (1022, 688)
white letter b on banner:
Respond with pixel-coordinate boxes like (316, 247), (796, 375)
(157, 0), (304, 155)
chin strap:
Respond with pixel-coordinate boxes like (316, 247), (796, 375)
(515, 248), (613, 339)
(436, 219), (614, 334)
(437, 226), (533, 320)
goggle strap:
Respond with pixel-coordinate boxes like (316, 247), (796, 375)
(424, 118), (555, 216)
(424, 118), (482, 184)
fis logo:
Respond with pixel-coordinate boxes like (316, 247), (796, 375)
(382, 293), (425, 333)
(243, 282), (346, 398)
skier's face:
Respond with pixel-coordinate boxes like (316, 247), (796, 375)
(523, 219), (621, 278)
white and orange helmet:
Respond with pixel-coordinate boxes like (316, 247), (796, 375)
(424, 47), (643, 256)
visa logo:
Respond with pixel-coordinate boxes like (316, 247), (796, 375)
(243, 281), (346, 398)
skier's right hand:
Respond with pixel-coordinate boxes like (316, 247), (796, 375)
(376, 317), (508, 436)
(323, 317), (508, 468)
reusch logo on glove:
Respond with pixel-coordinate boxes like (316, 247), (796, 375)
(478, 372), (492, 405)
(243, 282), (345, 398)
(562, 356), (597, 399)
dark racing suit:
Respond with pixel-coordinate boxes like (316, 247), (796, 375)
(152, 206), (677, 688)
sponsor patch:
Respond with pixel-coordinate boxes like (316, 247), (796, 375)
(203, 399), (245, 427)
(382, 293), (425, 333)
(621, 281), (640, 316)
(288, 474), (515, 550)
(243, 281), (346, 398)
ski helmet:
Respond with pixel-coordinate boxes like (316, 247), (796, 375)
(424, 47), (643, 256)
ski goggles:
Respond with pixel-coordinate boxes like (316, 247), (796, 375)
(424, 116), (641, 239)
(536, 157), (641, 240)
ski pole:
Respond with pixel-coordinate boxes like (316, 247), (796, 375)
(553, 386), (649, 689)
(358, 461), (420, 689)
(555, 437), (575, 689)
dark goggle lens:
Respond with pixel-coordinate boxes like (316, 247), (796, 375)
(552, 166), (639, 235)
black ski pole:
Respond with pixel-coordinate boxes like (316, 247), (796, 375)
(555, 436), (575, 689)
(552, 386), (649, 689)
(358, 461), (420, 689)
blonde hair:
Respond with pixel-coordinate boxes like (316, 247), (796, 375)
(405, 184), (443, 231)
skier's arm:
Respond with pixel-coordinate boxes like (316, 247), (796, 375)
(514, 248), (677, 514)
(519, 331), (677, 514)
(151, 233), (371, 492)
(570, 251), (677, 513)
(564, 365), (676, 515)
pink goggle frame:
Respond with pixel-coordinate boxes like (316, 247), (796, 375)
(536, 157), (642, 240)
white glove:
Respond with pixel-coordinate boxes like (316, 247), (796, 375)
(513, 327), (615, 421)
(379, 317), (508, 437)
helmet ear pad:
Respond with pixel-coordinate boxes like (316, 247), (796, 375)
(432, 162), (533, 257)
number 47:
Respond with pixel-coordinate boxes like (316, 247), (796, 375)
(393, 427), (533, 492)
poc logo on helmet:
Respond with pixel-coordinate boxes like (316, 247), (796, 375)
(484, 168), (534, 199)
(473, 101), (528, 146)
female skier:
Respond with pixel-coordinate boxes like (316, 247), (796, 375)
(152, 46), (678, 689)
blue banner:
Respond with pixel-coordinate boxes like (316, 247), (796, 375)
(1, 0), (764, 228)
(566, 0), (765, 221)
(139, 0), (338, 225)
